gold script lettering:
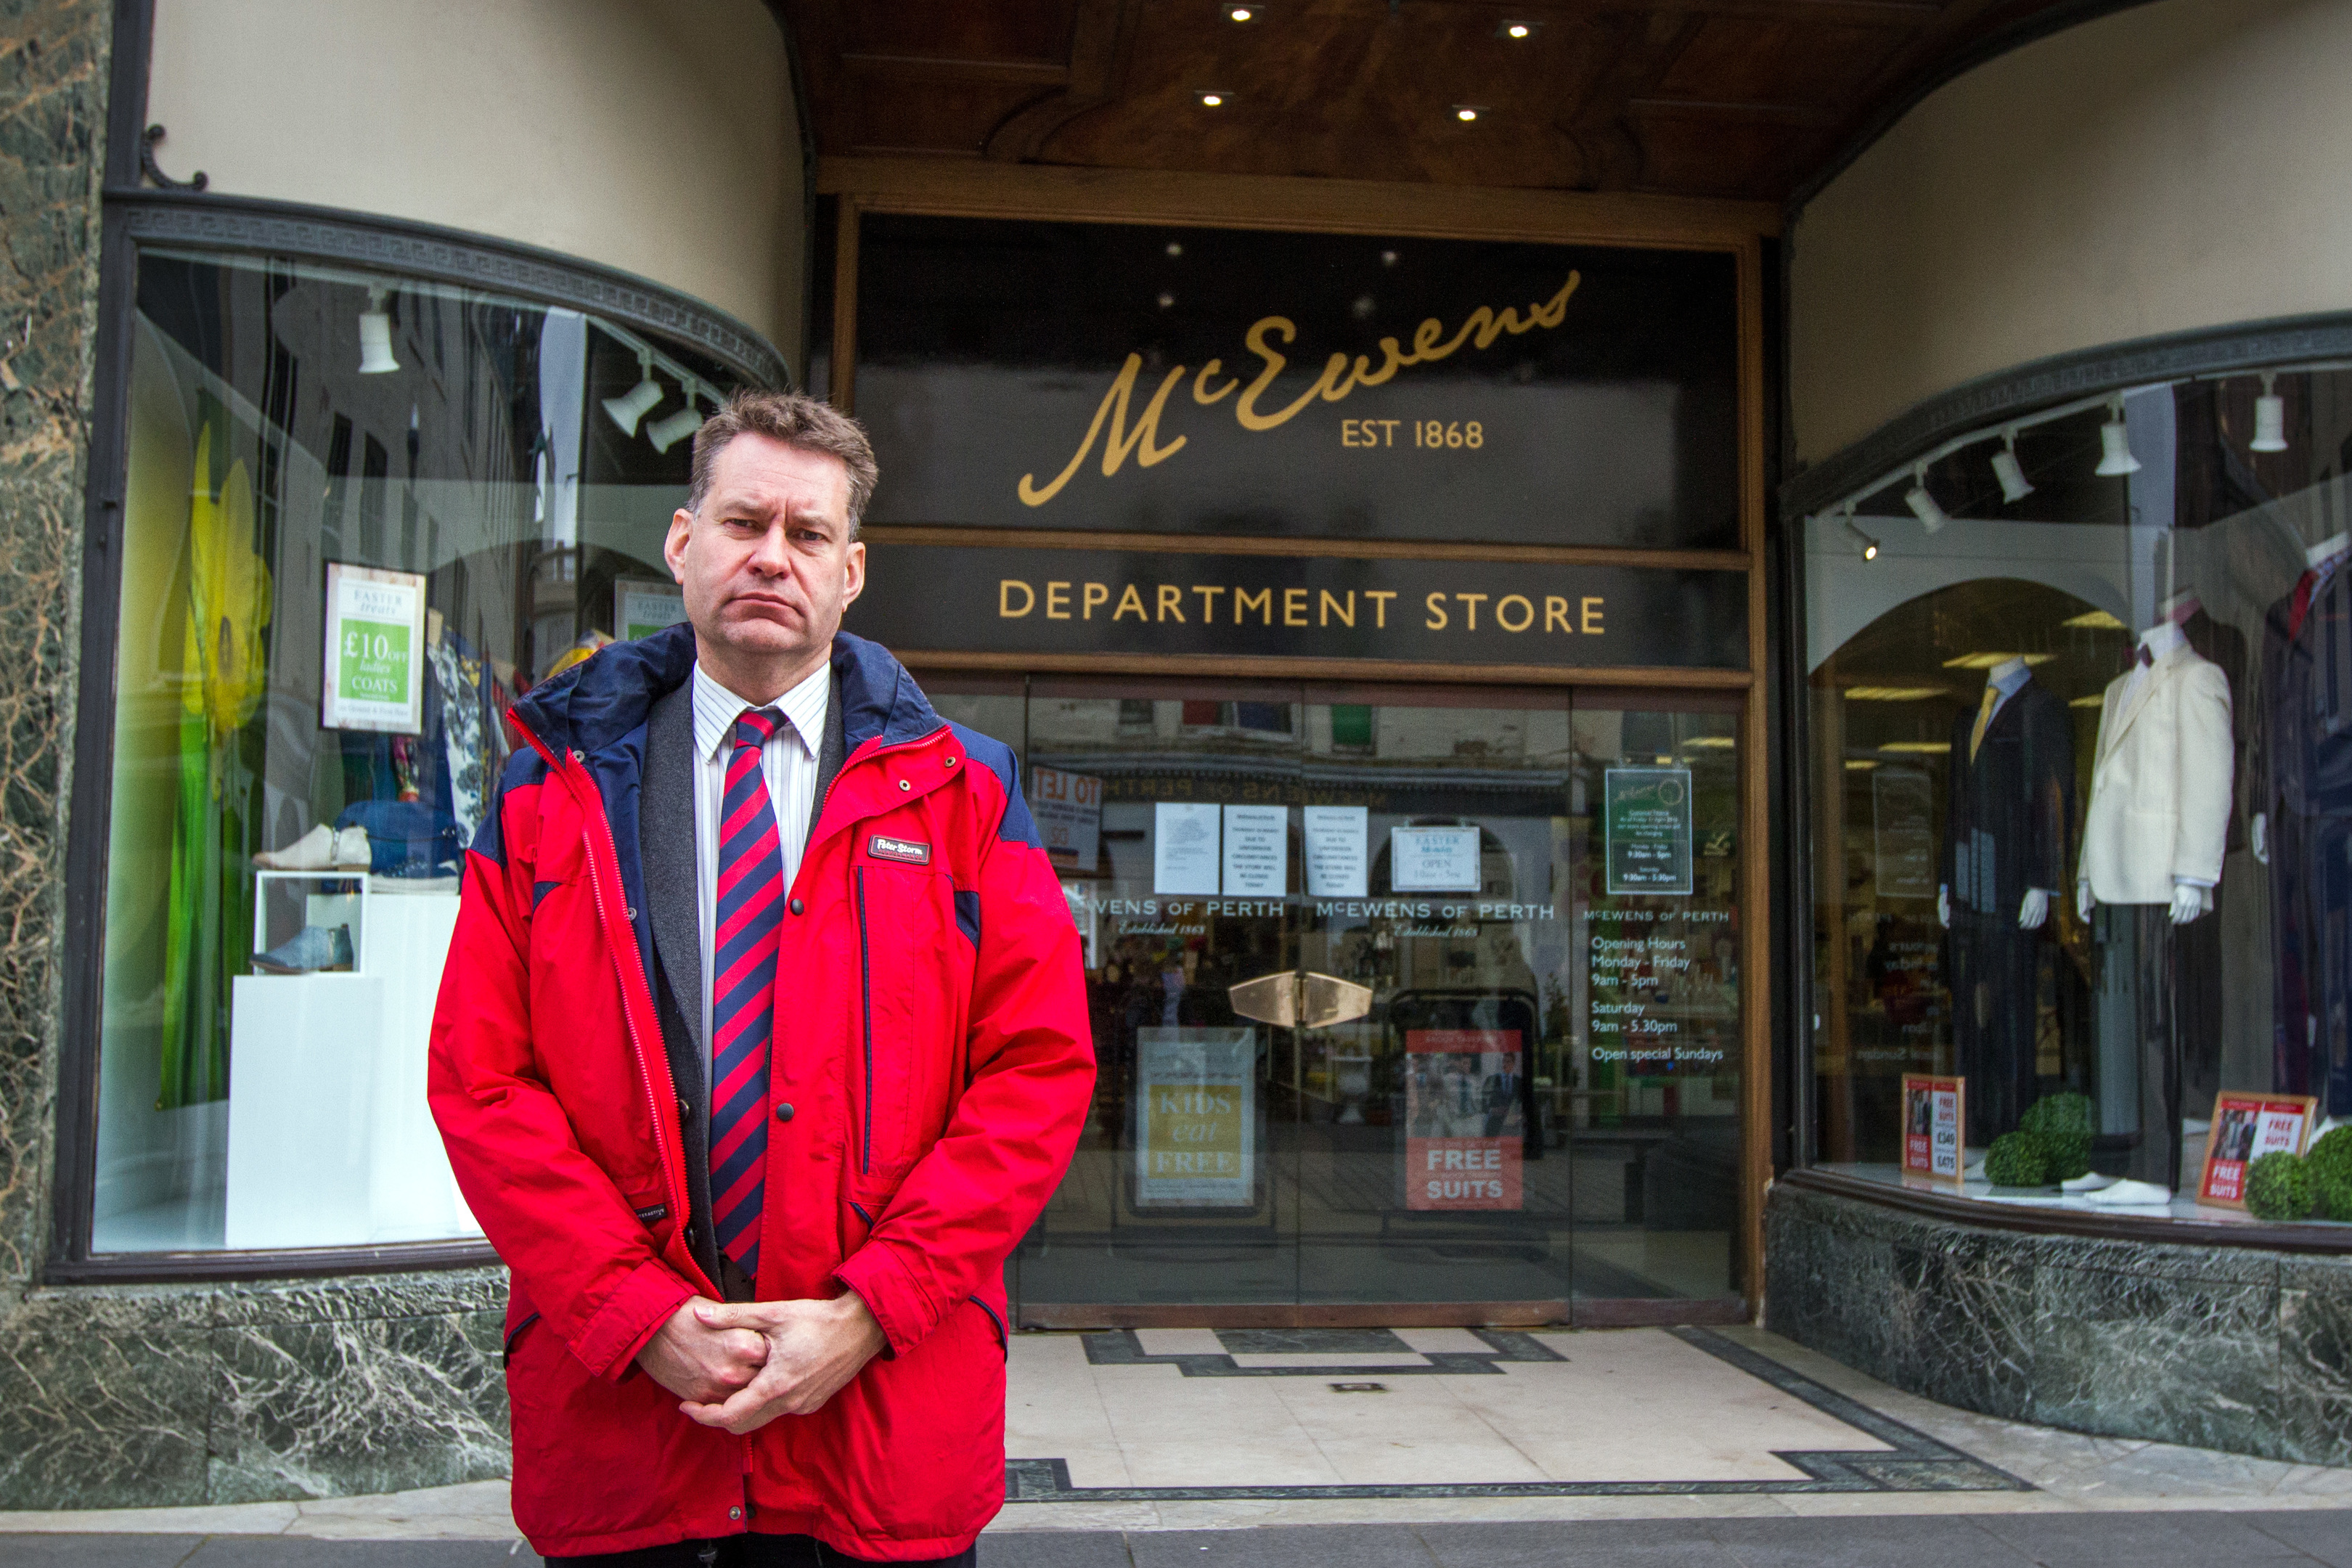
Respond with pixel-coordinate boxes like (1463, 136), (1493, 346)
(1018, 354), (1188, 507)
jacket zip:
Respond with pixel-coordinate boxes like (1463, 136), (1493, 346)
(518, 728), (698, 1287)
(854, 865), (874, 1175)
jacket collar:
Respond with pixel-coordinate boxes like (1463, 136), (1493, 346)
(2099, 640), (2197, 763)
(510, 624), (942, 763)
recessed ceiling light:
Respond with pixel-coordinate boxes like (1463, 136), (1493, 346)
(1166, 241), (1183, 257)
(1500, 20), (1538, 39)
(1454, 105), (1486, 123)
(1229, 4), (1256, 20)
(1196, 90), (1229, 107)
(1158, 292), (1175, 309)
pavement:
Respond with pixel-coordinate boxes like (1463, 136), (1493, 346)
(0, 1326), (2345, 1564)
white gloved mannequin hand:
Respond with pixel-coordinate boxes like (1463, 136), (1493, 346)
(1937, 885), (1950, 929)
(2018, 889), (2050, 930)
(2171, 883), (2207, 925)
(2252, 812), (2269, 865)
(2076, 883), (2094, 923)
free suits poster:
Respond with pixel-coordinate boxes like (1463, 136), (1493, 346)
(1403, 1029), (1524, 1211)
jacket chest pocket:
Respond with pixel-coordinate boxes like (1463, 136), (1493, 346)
(852, 857), (959, 1181)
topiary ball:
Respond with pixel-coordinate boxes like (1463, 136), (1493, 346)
(2245, 1150), (2314, 1222)
(2307, 1125), (2352, 1189)
(1983, 1131), (2049, 1187)
(2035, 1127), (2094, 1183)
(2022, 1093), (2094, 1137)
(2315, 1167), (2352, 1224)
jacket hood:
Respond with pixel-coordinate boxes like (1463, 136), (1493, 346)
(510, 624), (943, 759)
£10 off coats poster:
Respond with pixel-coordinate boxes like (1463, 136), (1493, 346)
(1403, 1029), (1524, 1210)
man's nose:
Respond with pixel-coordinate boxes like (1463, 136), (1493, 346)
(746, 521), (794, 576)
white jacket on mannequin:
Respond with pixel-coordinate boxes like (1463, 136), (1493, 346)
(2079, 634), (2232, 907)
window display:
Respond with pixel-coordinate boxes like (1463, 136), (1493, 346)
(1806, 366), (2352, 1224)
(93, 247), (740, 1253)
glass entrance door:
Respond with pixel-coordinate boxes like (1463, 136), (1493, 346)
(922, 675), (1746, 1318)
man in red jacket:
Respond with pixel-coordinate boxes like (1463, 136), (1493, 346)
(429, 389), (1093, 1565)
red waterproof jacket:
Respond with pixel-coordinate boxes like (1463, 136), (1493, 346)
(428, 628), (1092, 1561)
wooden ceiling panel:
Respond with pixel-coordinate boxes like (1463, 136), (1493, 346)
(779, 0), (2090, 204)
(836, 1), (1076, 65)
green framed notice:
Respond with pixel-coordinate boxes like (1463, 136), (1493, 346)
(321, 562), (427, 734)
(1604, 766), (1694, 895)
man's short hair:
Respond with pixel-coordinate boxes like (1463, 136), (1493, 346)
(687, 388), (878, 535)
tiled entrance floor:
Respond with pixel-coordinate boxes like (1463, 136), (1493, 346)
(0, 1326), (2345, 1543)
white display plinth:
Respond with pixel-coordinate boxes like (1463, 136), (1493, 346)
(365, 891), (475, 1239)
(223, 888), (475, 1248)
(225, 974), (385, 1249)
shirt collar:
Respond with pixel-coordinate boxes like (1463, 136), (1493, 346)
(1990, 662), (2033, 698)
(690, 659), (829, 763)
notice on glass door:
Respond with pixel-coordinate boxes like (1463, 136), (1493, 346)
(1221, 804), (1286, 896)
(1402, 1029), (1524, 1210)
(1390, 824), (1482, 892)
(1604, 767), (1694, 895)
(1304, 805), (1368, 898)
(1135, 1027), (1256, 1207)
(1153, 802), (1222, 895)
(1030, 764), (1103, 873)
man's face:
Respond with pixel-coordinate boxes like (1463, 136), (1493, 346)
(664, 432), (865, 674)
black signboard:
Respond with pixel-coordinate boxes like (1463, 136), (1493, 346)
(852, 216), (1739, 551)
(849, 544), (1747, 670)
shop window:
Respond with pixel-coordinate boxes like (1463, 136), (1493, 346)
(92, 248), (736, 1254)
(1805, 369), (2352, 1222)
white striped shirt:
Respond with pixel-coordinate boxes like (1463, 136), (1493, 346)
(690, 660), (830, 1087)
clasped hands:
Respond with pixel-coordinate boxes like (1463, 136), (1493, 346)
(635, 1290), (888, 1434)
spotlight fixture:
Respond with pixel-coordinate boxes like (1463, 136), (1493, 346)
(2253, 372), (2288, 452)
(1194, 89), (1230, 107)
(1227, 4), (1259, 19)
(645, 378), (705, 454)
(1842, 505), (1879, 561)
(2094, 393), (2141, 475)
(601, 350), (664, 436)
(1497, 19), (1540, 38)
(1453, 105), (1487, 123)
(1990, 426), (2034, 503)
(356, 285), (400, 375)
(1904, 463), (1950, 534)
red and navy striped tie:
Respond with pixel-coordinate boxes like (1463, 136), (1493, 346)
(711, 706), (785, 1275)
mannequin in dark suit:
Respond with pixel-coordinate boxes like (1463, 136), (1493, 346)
(637, 667), (848, 1299)
(1941, 665), (2075, 1146)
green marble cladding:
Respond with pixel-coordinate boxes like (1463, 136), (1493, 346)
(1768, 1183), (2352, 1469)
(0, 0), (518, 1511)
(0, 1267), (512, 1508)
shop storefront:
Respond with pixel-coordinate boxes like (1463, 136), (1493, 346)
(816, 174), (1772, 1325)
(1766, 0), (2352, 1469)
(6, 0), (2350, 1519)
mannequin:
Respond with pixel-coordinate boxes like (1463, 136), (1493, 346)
(2162, 584), (2242, 1116)
(2251, 530), (2352, 1117)
(2078, 618), (2234, 1201)
(1941, 654), (2073, 1146)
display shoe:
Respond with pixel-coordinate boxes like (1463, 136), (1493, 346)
(2082, 1177), (2173, 1206)
(332, 825), (372, 868)
(254, 825), (372, 870)
(251, 923), (356, 976)
(254, 824), (335, 870)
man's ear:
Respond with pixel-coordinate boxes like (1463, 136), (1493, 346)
(664, 507), (694, 583)
(839, 539), (867, 608)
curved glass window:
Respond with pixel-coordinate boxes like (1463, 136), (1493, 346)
(94, 247), (742, 1254)
(1807, 367), (2352, 1224)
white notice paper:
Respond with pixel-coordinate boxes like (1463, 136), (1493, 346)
(1029, 765), (1103, 873)
(1389, 824), (1482, 893)
(1222, 805), (1287, 896)
(1303, 806), (1368, 897)
(1153, 802), (1222, 895)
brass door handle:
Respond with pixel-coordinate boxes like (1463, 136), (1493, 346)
(1228, 969), (1374, 1029)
